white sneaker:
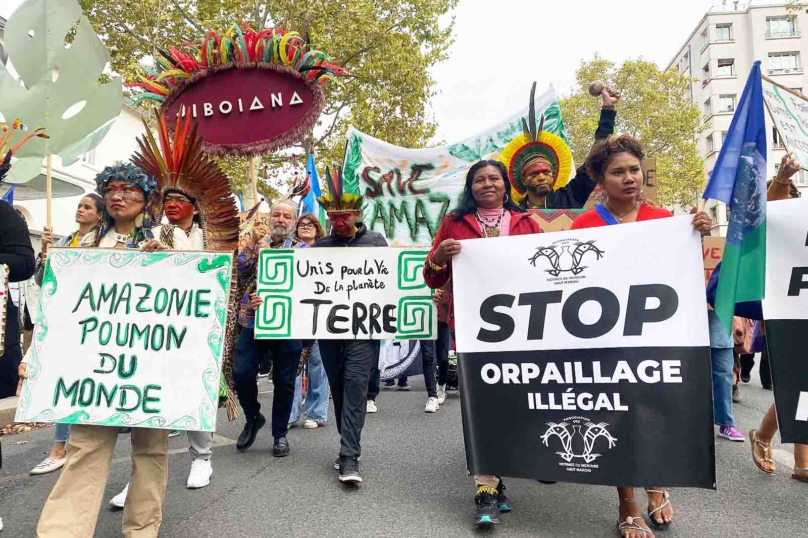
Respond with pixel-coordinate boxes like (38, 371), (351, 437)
(30, 457), (66, 476)
(304, 419), (320, 429)
(186, 458), (212, 489)
(425, 397), (439, 413)
(436, 384), (447, 405)
(366, 400), (378, 414)
(109, 483), (129, 509)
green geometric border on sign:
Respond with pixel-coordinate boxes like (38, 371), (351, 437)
(256, 292), (292, 338)
(258, 250), (294, 291)
(397, 251), (428, 290)
(396, 296), (434, 339)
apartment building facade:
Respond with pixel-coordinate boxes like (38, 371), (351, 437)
(668, 2), (808, 235)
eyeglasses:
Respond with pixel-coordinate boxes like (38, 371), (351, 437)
(104, 185), (145, 201)
(298, 223), (316, 230)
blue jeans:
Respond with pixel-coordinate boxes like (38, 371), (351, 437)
(290, 343), (329, 423)
(710, 347), (735, 427)
(55, 423), (70, 443)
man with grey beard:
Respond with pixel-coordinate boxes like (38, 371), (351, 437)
(232, 200), (307, 456)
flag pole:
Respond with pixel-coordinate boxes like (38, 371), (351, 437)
(45, 154), (52, 227)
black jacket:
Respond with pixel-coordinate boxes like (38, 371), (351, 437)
(314, 223), (388, 248)
(520, 108), (616, 210)
(0, 201), (35, 283)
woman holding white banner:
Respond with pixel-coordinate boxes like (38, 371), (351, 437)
(572, 134), (711, 538)
(424, 158), (541, 526)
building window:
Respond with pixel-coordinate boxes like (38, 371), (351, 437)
(773, 127), (784, 148)
(704, 98), (712, 117)
(716, 59), (735, 77)
(716, 23), (733, 41)
(718, 94), (736, 113)
(701, 29), (709, 49)
(707, 133), (715, 154)
(703, 62), (711, 81)
(721, 130), (729, 147)
(769, 52), (801, 73)
(683, 51), (690, 68)
(767, 17), (798, 38)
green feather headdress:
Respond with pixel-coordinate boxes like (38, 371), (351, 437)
(317, 166), (364, 212)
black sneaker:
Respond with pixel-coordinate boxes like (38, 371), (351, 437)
(236, 414), (266, 451)
(335, 455), (360, 470)
(496, 481), (512, 513)
(273, 436), (290, 457)
(475, 487), (500, 525)
(338, 456), (362, 484)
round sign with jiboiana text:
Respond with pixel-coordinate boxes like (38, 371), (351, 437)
(127, 25), (346, 158)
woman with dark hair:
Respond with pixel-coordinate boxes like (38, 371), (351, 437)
(572, 134), (711, 538)
(424, 158), (541, 526)
(21, 193), (105, 477)
(289, 213), (330, 429)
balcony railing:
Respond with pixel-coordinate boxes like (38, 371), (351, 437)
(773, 142), (786, 150)
(766, 30), (801, 39)
(768, 67), (804, 75)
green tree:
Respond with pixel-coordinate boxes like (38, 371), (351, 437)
(560, 56), (707, 208)
(78, 0), (456, 196)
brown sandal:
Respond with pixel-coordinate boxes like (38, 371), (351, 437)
(749, 429), (775, 474)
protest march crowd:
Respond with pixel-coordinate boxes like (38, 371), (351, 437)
(1, 5), (807, 537)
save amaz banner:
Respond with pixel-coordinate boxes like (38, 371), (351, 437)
(341, 86), (575, 246)
(762, 198), (808, 444)
(254, 247), (436, 340)
(452, 216), (716, 488)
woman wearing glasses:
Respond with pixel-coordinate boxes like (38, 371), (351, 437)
(288, 214), (331, 429)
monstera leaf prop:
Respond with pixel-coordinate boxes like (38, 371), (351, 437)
(0, 0), (122, 183)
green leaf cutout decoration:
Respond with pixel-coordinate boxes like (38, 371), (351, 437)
(0, 0), (122, 184)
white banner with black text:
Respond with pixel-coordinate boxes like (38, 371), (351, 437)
(452, 216), (715, 488)
(762, 198), (808, 444)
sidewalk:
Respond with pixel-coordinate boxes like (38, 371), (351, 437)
(0, 396), (18, 430)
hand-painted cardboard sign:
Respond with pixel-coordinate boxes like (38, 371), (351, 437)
(254, 247), (436, 340)
(15, 249), (233, 432)
(762, 76), (808, 168)
(702, 236), (725, 285)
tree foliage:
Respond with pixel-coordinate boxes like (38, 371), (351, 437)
(78, 0), (456, 197)
(560, 56), (707, 208)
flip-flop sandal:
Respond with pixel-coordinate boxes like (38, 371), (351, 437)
(792, 467), (808, 482)
(749, 429), (776, 475)
(617, 515), (653, 537)
(646, 490), (672, 530)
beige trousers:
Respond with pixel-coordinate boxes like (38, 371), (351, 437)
(37, 425), (170, 538)
(474, 475), (500, 488)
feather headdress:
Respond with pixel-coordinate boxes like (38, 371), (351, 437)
(0, 120), (49, 184)
(498, 82), (573, 202)
(127, 24), (347, 107)
(131, 111), (240, 252)
(316, 166), (363, 212)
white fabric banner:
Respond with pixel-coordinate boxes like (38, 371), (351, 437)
(342, 86), (573, 247)
(15, 249), (233, 432)
(763, 198), (808, 320)
(762, 76), (808, 167)
(254, 247), (436, 340)
(452, 216), (709, 353)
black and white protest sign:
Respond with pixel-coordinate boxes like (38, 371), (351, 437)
(763, 198), (808, 444)
(452, 217), (715, 488)
(255, 247), (436, 340)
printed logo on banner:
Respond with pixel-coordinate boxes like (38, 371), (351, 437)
(397, 296), (434, 339)
(540, 416), (617, 471)
(257, 293), (292, 337)
(528, 238), (605, 284)
(397, 251), (428, 290)
(259, 251), (294, 291)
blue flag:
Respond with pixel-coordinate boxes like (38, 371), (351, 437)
(701, 61), (767, 334)
(1, 185), (15, 205)
(300, 152), (325, 225)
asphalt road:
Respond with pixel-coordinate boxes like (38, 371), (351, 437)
(1, 362), (806, 537)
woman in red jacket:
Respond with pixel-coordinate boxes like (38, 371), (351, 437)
(572, 135), (711, 538)
(423, 159), (541, 526)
